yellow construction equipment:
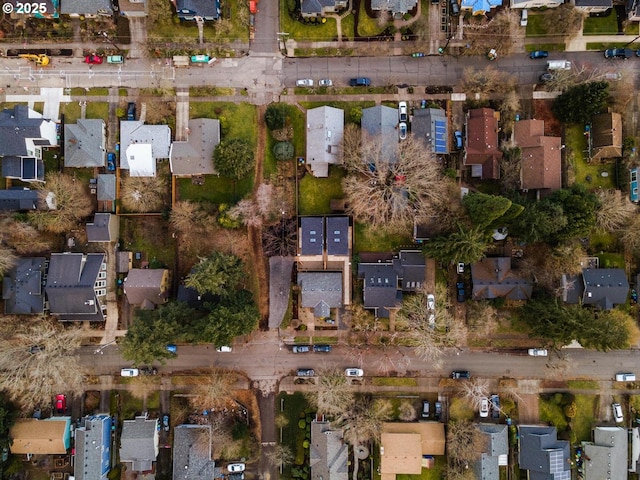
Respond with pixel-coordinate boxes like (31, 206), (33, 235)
(18, 54), (50, 66)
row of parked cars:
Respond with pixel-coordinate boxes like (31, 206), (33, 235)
(295, 367), (364, 377)
(295, 77), (372, 87)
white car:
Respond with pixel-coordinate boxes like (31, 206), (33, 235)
(615, 372), (636, 382)
(216, 346), (233, 352)
(318, 78), (333, 87)
(612, 403), (624, 423)
(345, 368), (364, 377)
(399, 122), (407, 140)
(427, 294), (435, 311)
(227, 463), (246, 473)
(457, 262), (465, 274)
(296, 78), (314, 87)
(528, 348), (548, 357)
(479, 397), (489, 418)
(398, 101), (408, 122)
(120, 368), (139, 377)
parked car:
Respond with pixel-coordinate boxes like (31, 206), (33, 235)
(529, 50), (548, 59)
(162, 414), (170, 432)
(296, 78), (314, 87)
(318, 79), (333, 87)
(434, 401), (443, 420)
(349, 77), (371, 87)
(528, 348), (548, 357)
(228, 463), (246, 473)
(107, 152), (116, 171)
(490, 394), (500, 419)
(120, 368), (139, 377)
(166, 344), (177, 354)
(398, 101), (408, 122)
(55, 394), (66, 413)
(292, 345), (311, 353)
(451, 370), (471, 379)
(449, 0), (460, 15)
(84, 54), (103, 65)
(427, 294), (435, 310)
(216, 346), (233, 352)
(615, 372), (636, 382)
(479, 397), (489, 418)
(399, 122), (407, 140)
(604, 48), (633, 59)
(421, 400), (430, 419)
(457, 262), (465, 274)
(190, 54), (210, 63)
(126, 102), (136, 121)
(454, 130), (463, 149)
(297, 368), (315, 377)
(539, 72), (555, 82)
(520, 9), (528, 26)
(107, 55), (124, 64)
(313, 345), (332, 353)
(140, 367), (158, 375)
(345, 368), (364, 377)
(612, 403), (624, 423)
(456, 282), (466, 303)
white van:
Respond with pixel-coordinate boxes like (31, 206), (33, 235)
(547, 60), (572, 71)
(615, 372), (636, 381)
(520, 9), (528, 27)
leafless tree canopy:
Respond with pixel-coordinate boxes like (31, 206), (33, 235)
(262, 217), (297, 257)
(0, 317), (86, 411)
(335, 395), (393, 445)
(460, 66), (517, 97)
(458, 379), (490, 410)
(621, 215), (640, 254)
(518, 242), (585, 294)
(305, 367), (355, 417)
(342, 132), (452, 231)
(595, 189), (637, 232)
(462, 10), (520, 57)
(265, 444), (294, 468)
(170, 200), (212, 234)
(229, 183), (277, 228)
(121, 175), (168, 213)
(447, 421), (487, 477)
(0, 244), (17, 277)
(0, 217), (51, 255)
(190, 370), (237, 411)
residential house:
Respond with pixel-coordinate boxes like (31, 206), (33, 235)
(310, 419), (348, 480)
(361, 105), (400, 164)
(357, 262), (401, 318)
(45, 252), (107, 321)
(176, 0), (220, 20)
(172, 425), (216, 480)
(297, 272), (343, 318)
(116, 251), (133, 274)
(118, 0), (147, 16)
(563, 268), (629, 310)
(306, 106), (344, 178)
(0, 188), (40, 211)
(0, 105), (57, 182)
(120, 121), (171, 177)
(64, 119), (106, 168)
(371, 0), (418, 15)
(97, 174), (116, 212)
(630, 168), (638, 203)
(474, 424), (508, 480)
(86, 213), (119, 243)
(461, 0), (502, 15)
(518, 426), (570, 480)
(510, 0), (561, 7)
(392, 250), (426, 293)
(592, 112), (623, 160)
(411, 108), (448, 155)
(123, 268), (170, 309)
(300, 0), (347, 17)
(74, 414), (112, 480)
(3, 257), (47, 314)
(380, 422), (445, 480)
(10, 417), (71, 455)
(464, 108), (501, 180)
(61, 0), (113, 16)
(471, 257), (533, 301)
(574, 0), (611, 13)
(169, 119), (221, 177)
(582, 426), (627, 480)
(120, 415), (159, 473)
(514, 119), (562, 194)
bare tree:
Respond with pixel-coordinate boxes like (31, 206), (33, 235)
(458, 379), (490, 410)
(466, 301), (499, 337)
(255, 183), (276, 218)
(305, 367), (355, 417)
(460, 66), (517, 97)
(28, 172), (93, 233)
(500, 146), (521, 192)
(461, 10), (520, 58)
(229, 199), (263, 227)
(0, 244), (17, 277)
(621, 215), (640, 254)
(262, 217), (296, 257)
(170, 200), (211, 234)
(190, 370), (237, 411)
(265, 444), (294, 468)
(595, 189), (637, 232)
(539, 4), (584, 37)
(335, 394), (392, 446)
(0, 317), (86, 411)
(0, 218), (50, 255)
(121, 175), (168, 213)
(447, 421), (486, 476)
(398, 399), (417, 421)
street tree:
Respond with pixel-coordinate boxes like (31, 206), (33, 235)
(199, 289), (260, 346)
(422, 224), (491, 265)
(595, 189), (636, 232)
(0, 317), (86, 411)
(459, 379), (490, 409)
(447, 421), (486, 477)
(28, 172), (93, 233)
(121, 175), (168, 213)
(306, 367), (355, 417)
(552, 81), (609, 124)
(190, 369), (237, 411)
(460, 65), (517, 97)
(214, 138), (254, 179)
(462, 192), (513, 230)
(185, 252), (245, 296)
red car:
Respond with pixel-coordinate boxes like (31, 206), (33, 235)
(55, 394), (66, 413)
(84, 54), (103, 65)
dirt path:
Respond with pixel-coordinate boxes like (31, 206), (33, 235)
(249, 105), (270, 325)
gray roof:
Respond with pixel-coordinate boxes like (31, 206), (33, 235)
(582, 268), (629, 310)
(74, 414), (112, 480)
(371, 0), (418, 14)
(361, 105), (399, 164)
(393, 250), (425, 292)
(3, 257), (46, 315)
(300, 216), (324, 256)
(575, 0), (611, 6)
(2, 156), (44, 182)
(64, 119), (106, 168)
(170, 119), (220, 176)
(358, 263), (401, 318)
(120, 416), (159, 472)
(297, 272), (343, 317)
(176, 0), (220, 18)
(120, 120), (171, 169)
(310, 421), (348, 480)
(0, 189), (40, 211)
(301, 0), (341, 14)
(61, 0), (113, 14)
(45, 253), (105, 321)
(412, 108), (449, 154)
(97, 174), (116, 201)
(0, 105), (57, 157)
(306, 106), (344, 178)
(583, 426), (627, 480)
(474, 424), (508, 480)
(173, 425), (216, 480)
(518, 426), (570, 480)
(123, 269), (169, 307)
(326, 216), (349, 255)
(86, 213), (115, 242)
(116, 252), (133, 274)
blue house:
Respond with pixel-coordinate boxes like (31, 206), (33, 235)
(176, 0), (220, 21)
(631, 167), (638, 203)
(75, 414), (112, 480)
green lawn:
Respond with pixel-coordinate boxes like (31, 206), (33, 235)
(357, 0), (389, 36)
(86, 102), (109, 120)
(353, 222), (413, 253)
(341, 12), (355, 40)
(565, 124), (615, 189)
(566, 380), (598, 390)
(120, 216), (176, 268)
(298, 167), (345, 215)
(583, 10), (618, 35)
(188, 102), (257, 144)
(396, 456), (446, 480)
(448, 396), (474, 421)
(178, 174), (254, 204)
(280, 4), (338, 41)
(60, 102), (82, 123)
(597, 252), (625, 268)
(277, 392), (312, 474)
(539, 394), (568, 431)
(572, 394), (597, 442)
(525, 13), (547, 36)
(371, 377), (418, 386)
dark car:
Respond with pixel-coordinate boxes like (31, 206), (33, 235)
(140, 367), (158, 375)
(604, 48), (633, 59)
(349, 77), (371, 87)
(107, 152), (116, 171)
(450, 0), (460, 15)
(456, 282), (465, 303)
(434, 401), (443, 420)
(529, 50), (549, 59)
(490, 394), (500, 419)
(421, 400), (430, 419)
(296, 368), (315, 377)
(451, 370), (471, 379)
(126, 102), (136, 121)
(292, 345), (311, 353)
(313, 344), (332, 353)
(539, 72), (555, 82)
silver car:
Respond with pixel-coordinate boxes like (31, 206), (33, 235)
(318, 79), (333, 87)
(345, 368), (364, 377)
(296, 79), (314, 87)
